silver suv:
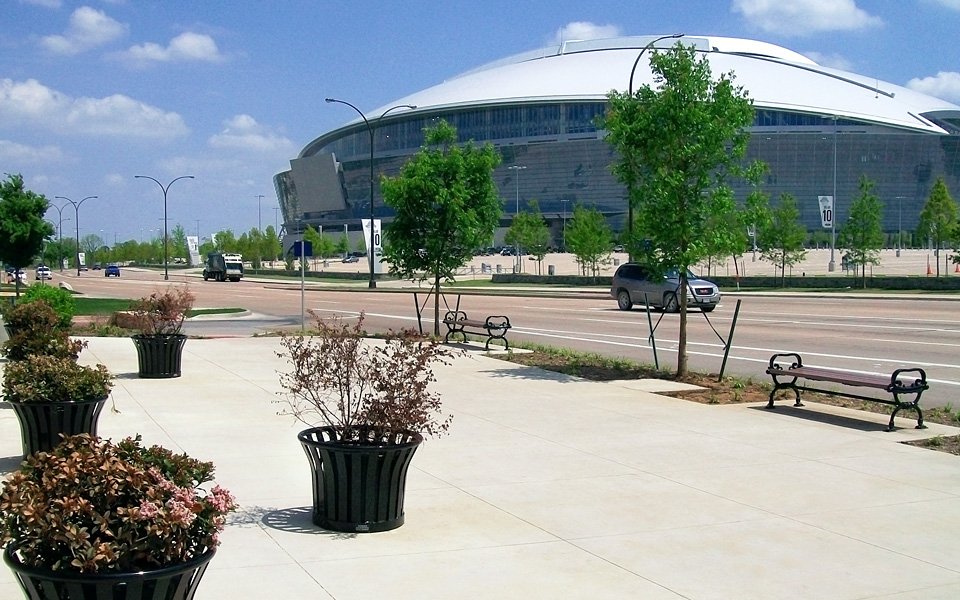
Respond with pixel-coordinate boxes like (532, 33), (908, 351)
(611, 263), (720, 312)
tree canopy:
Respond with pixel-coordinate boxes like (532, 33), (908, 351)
(504, 200), (551, 274)
(838, 174), (884, 287)
(564, 204), (613, 277)
(0, 174), (54, 296)
(917, 176), (958, 277)
(381, 120), (502, 334)
(600, 42), (762, 375)
(758, 193), (807, 286)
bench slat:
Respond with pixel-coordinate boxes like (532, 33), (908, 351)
(766, 366), (891, 390)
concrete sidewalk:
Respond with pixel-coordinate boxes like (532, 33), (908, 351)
(2, 336), (960, 599)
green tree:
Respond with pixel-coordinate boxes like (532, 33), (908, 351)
(565, 204), (613, 277)
(302, 226), (323, 269)
(917, 176), (958, 277)
(381, 120), (502, 334)
(336, 233), (349, 257)
(601, 42), (761, 375)
(0, 174), (54, 296)
(355, 235), (367, 255)
(171, 224), (188, 261)
(263, 225), (282, 263)
(504, 201), (551, 274)
(758, 193), (807, 287)
(79, 233), (103, 267)
(213, 229), (238, 253)
(838, 175), (884, 288)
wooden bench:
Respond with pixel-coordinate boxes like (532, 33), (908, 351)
(765, 352), (928, 431)
(442, 311), (511, 350)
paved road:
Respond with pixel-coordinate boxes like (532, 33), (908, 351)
(54, 267), (960, 409)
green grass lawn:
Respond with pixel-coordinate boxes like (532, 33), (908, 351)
(70, 297), (244, 318)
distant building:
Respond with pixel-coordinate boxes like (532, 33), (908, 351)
(275, 35), (960, 246)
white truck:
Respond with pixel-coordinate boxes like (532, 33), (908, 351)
(203, 253), (243, 282)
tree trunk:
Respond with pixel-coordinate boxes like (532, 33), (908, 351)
(433, 274), (441, 336)
(677, 273), (688, 377)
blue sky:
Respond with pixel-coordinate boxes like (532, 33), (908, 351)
(2, 0), (959, 244)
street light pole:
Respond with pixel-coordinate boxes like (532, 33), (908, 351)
(625, 33), (684, 260)
(55, 195), (97, 276)
(256, 194), (264, 232)
(48, 203), (70, 271)
(628, 33), (684, 95)
(507, 165), (527, 271)
(325, 98), (416, 289)
(135, 175), (194, 281)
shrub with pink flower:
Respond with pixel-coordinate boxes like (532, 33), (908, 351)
(0, 434), (237, 573)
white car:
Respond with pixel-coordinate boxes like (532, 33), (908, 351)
(36, 265), (52, 280)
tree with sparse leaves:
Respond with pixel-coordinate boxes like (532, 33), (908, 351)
(758, 193), (807, 287)
(381, 120), (502, 335)
(564, 204), (613, 278)
(917, 176), (958, 277)
(505, 201), (551, 274)
(838, 174), (884, 288)
(600, 42), (762, 376)
(0, 174), (54, 297)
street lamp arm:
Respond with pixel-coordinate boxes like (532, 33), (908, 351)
(136, 175), (194, 281)
(325, 97), (416, 289)
(628, 33), (684, 94)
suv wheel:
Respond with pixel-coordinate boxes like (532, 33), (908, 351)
(616, 290), (633, 311)
(663, 292), (679, 313)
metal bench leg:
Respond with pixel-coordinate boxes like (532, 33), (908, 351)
(484, 332), (508, 351)
(889, 391), (926, 431)
(767, 378), (802, 409)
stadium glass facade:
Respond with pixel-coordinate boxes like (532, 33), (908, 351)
(275, 39), (960, 246)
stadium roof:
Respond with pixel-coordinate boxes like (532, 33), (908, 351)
(309, 35), (960, 158)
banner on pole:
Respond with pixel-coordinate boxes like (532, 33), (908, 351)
(361, 219), (383, 273)
(818, 196), (834, 229)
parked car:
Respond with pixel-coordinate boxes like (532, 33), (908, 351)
(611, 263), (720, 312)
(35, 265), (51, 280)
(342, 255), (359, 263)
(5, 267), (26, 284)
(92, 264), (102, 270)
(104, 264), (121, 277)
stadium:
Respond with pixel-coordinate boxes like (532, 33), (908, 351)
(274, 34), (960, 247)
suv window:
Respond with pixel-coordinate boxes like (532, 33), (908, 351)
(617, 264), (648, 280)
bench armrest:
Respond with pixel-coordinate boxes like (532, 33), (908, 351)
(484, 315), (511, 330)
(443, 310), (468, 323)
(890, 367), (928, 392)
(768, 352), (802, 371)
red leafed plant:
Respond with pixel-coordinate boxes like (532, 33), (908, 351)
(276, 312), (459, 443)
(128, 286), (195, 336)
(0, 434), (236, 573)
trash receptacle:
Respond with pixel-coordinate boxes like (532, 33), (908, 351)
(548, 265), (555, 275)
(496, 264), (502, 274)
(613, 258), (620, 266)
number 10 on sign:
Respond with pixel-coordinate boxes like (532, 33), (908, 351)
(818, 196), (833, 229)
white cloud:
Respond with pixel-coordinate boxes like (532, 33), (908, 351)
(802, 51), (854, 71)
(731, 0), (883, 36)
(0, 78), (189, 139)
(104, 173), (126, 187)
(207, 114), (295, 153)
(551, 22), (621, 45)
(113, 32), (224, 66)
(41, 6), (127, 55)
(0, 140), (63, 164)
(20, 0), (61, 7)
(907, 71), (960, 104)
(924, 0), (960, 9)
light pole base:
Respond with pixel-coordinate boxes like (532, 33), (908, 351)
(828, 260), (836, 272)
(368, 280), (377, 289)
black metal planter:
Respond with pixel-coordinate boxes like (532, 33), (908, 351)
(298, 426), (423, 533)
(4, 544), (215, 600)
(132, 334), (187, 379)
(10, 396), (107, 458)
